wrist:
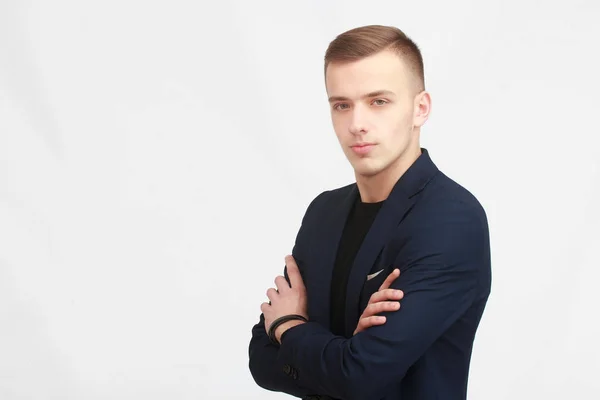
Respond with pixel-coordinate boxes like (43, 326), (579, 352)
(275, 319), (306, 343)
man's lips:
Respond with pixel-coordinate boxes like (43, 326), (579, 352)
(351, 143), (376, 155)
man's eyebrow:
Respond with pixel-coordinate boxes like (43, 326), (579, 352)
(328, 90), (396, 103)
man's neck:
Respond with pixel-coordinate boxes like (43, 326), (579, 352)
(355, 146), (422, 203)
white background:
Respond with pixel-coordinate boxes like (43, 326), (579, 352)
(1, 1), (599, 399)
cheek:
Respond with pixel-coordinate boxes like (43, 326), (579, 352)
(391, 109), (413, 133)
(331, 116), (348, 139)
(376, 111), (407, 137)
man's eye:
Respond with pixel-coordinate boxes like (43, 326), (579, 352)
(373, 99), (388, 106)
(334, 103), (349, 110)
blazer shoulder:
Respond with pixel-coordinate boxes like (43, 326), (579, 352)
(424, 171), (488, 222)
(308, 183), (354, 209)
(399, 172), (491, 281)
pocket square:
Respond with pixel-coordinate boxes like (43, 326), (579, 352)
(367, 269), (384, 281)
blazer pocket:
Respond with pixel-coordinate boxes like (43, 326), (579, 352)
(358, 265), (391, 312)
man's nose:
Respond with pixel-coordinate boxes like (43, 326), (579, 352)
(348, 107), (368, 134)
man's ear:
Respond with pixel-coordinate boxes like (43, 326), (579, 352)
(413, 90), (432, 128)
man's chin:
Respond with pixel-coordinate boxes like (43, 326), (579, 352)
(352, 163), (384, 178)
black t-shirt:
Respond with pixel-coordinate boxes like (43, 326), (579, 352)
(330, 193), (384, 337)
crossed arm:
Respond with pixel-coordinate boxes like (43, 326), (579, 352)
(248, 266), (401, 397)
(248, 201), (489, 400)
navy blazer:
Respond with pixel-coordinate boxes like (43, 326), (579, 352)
(248, 148), (492, 400)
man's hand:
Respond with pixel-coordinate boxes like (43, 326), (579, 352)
(261, 255), (308, 343)
(354, 268), (403, 335)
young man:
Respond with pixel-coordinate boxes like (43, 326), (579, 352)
(248, 25), (491, 400)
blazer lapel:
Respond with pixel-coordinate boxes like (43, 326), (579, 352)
(343, 148), (439, 336)
(307, 184), (358, 329)
(342, 191), (415, 336)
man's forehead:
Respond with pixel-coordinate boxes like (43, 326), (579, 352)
(325, 72), (407, 99)
(325, 58), (413, 99)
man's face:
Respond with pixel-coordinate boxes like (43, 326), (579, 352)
(325, 49), (429, 178)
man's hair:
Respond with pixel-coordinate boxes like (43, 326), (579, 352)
(324, 25), (425, 92)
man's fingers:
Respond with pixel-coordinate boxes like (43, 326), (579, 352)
(379, 268), (400, 291)
(369, 288), (403, 304)
(358, 315), (386, 329)
(354, 315), (386, 335)
(353, 271), (402, 335)
(364, 301), (401, 317)
(285, 255), (304, 289)
(274, 275), (288, 291)
(266, 287), (278, 302)
(354, 299), (401, 335)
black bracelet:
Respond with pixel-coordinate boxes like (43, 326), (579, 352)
(268, 314), (308, 345)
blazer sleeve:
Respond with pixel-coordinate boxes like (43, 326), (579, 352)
(276, 200), (491, 400)
(248, 312), (316, 397)
(248, 191), (326, 397)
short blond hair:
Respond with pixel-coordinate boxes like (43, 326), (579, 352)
(324, 25), (425, 91)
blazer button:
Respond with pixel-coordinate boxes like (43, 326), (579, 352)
(283, 364), (292, 376)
